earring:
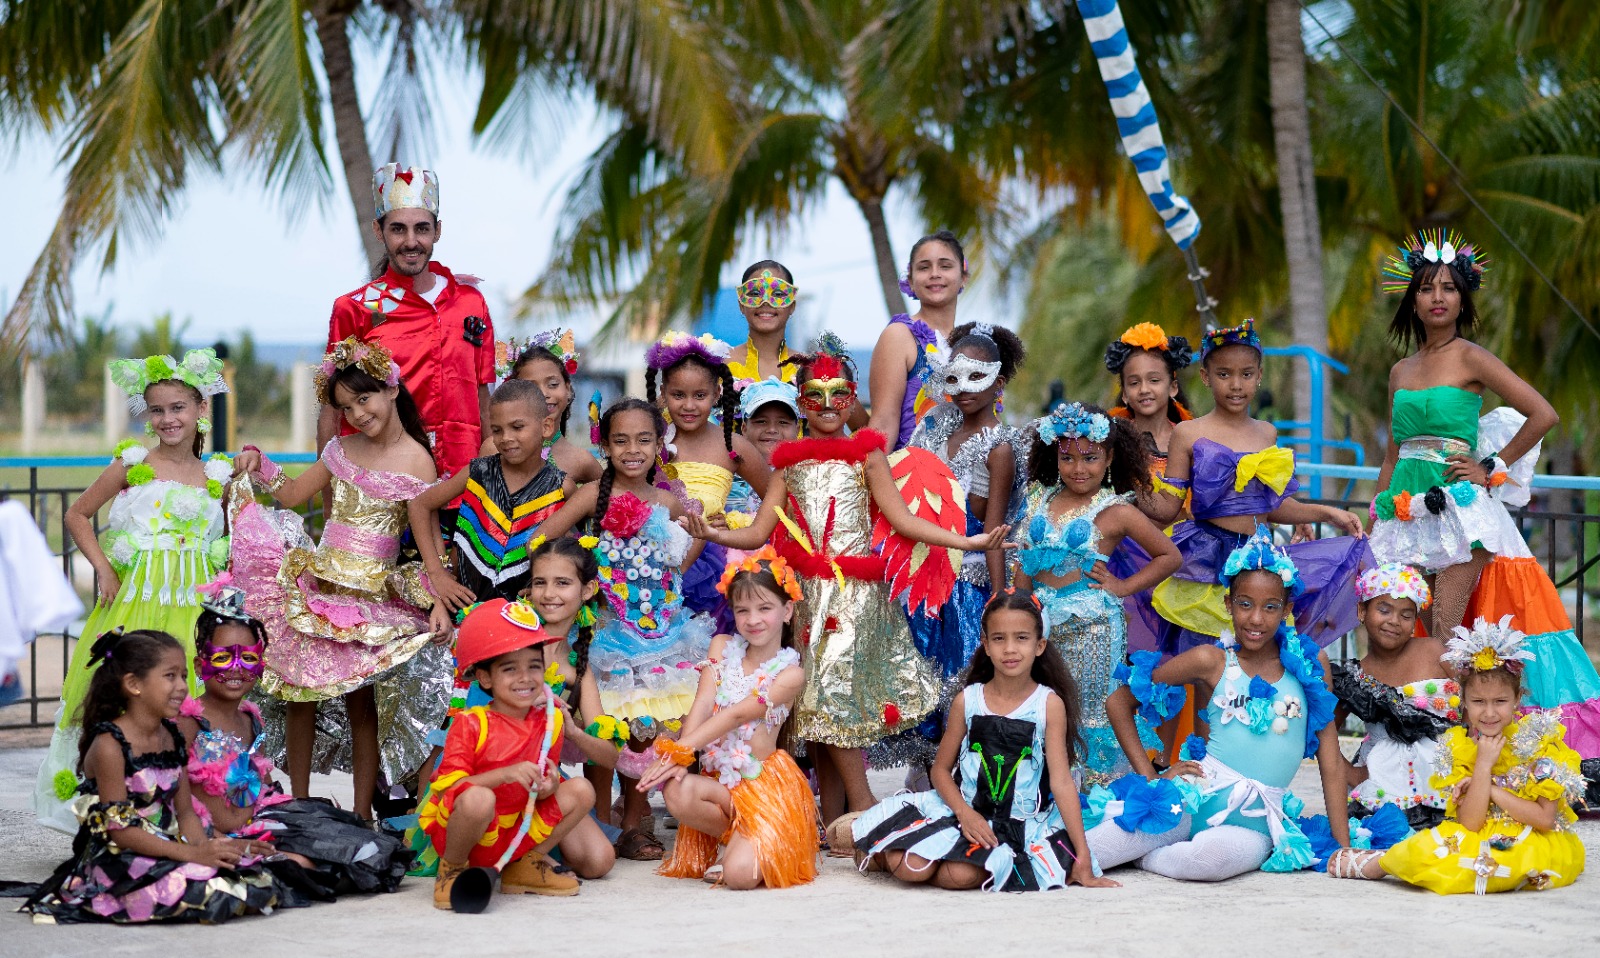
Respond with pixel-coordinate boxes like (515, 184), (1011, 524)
(197, 417), (212, 435)
(993, 389), (1004, 416)
(144, 421), (157, 437)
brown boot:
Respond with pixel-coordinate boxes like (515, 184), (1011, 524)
(434, 859), (468, 910)
(499, 851), (580, 897)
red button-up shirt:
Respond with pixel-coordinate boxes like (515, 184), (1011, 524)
(326, 262), (495, 480)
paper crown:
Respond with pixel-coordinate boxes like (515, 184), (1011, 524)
(739, 377), (800, 419)
(716, 545), (804, 602)
(646, 331), (733, 371)
(454, 599), (558, 676)
(1200, 318), (1261, 360)
(1356, 563), (1432, 610)
(1034, 401), (1110, 445)
(1221, 525), (1304, 598)
(373, 163), (440, 219)
(1104, 322), (1193, 372)
(1381, 228), (1487, 294)
(314, 337), (401, 402)
(108, 348), (229, 416)
(1442, 615), (1535, 676)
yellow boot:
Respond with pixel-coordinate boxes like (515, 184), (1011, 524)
(499, 851), (580, 897)
(434, 859), (468, 910)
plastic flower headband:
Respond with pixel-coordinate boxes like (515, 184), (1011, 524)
(1034, 402), (1110, 445)
(314, 337), (401, 401)
(1381, 228), (1488, 295)
(503, 327), (579, 380)
(1442, 614), (1535, 676)
(645, 330), (732, 371)
(716, 545), (804, 602)
(1104, 322), (1194, 373)
(1355, 563), (1432, 610)
(1221, 525), (1304, 598)
(107, 348), (228, 416)
(1200, 317), (1261, 360)
(739, 377), (800, 419)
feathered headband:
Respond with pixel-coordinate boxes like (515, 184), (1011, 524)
(716, 545), (804, 602)
(1442, 615), (1535, 676)
(646, 331), (732, 371)
(1356, 563), (1431, 610)
(1034, 402), (1110, 445)
(107, 348), (229, 416)
(1104, 322), (1193, 373)
(1221, 525), (1304, 598)
(1200, 318), (1261, 360)
(315, 337), (401, 402)
(502, 328), (579, 380)
(1381, 228), (1488, 294)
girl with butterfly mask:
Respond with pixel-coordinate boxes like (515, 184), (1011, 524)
(176, 580), (411, 896)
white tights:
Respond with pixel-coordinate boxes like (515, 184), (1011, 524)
(1139, 825), (1272, 881)
(1086, 815), (1191, 870)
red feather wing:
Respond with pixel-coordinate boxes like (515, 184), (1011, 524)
(871, 447), (966, 615)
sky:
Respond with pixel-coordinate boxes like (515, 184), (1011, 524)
(6, 47), (1014, 358)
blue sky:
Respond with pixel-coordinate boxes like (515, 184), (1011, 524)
(7, 56), (1011, 355)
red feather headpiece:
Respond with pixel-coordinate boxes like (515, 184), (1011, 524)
(806, 354), (844, 380)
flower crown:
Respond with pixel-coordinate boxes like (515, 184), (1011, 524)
(1356, 562), (1432, 610)
(315, 337), (401, 401)
(1381, 228), (1488, 295)
(1442, 614), (1534, 676)
(502, 328), (579, 380)
(1221, 525), (1304, 598)
(1200, 318), (1261, 360)
(1034, 402), (1110, 445)
(107, 348), (229, 416)
(646, 331), (732, 372)
(716, 545), (804, 602)
(1104, 322), (1194, 373)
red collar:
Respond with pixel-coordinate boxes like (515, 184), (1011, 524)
(770, 429), (886, 469)
(378, 261), (456, 296)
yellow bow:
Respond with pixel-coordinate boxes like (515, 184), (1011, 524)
(1235, 446), (1295, 494)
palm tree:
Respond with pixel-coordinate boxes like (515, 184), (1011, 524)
(0, 0), (743, 356)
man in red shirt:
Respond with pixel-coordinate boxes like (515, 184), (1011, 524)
(318, 163), (495, 481)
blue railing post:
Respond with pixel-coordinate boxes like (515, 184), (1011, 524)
(1263, 345), (1364, 500)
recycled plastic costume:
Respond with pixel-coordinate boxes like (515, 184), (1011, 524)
(885, 312), (950, 451)
(1089, 534), (1336, 879)
(851, 683), (1083, 892)
(1364, 618), (1586, 893)
(451, 454), (567, 603)
(36, 349), (233, 833)
(1121, 320), (1372, 656)
(1330, 564), (1456, 829)
(230, 340), (448, 784)
(23, 714), (284, 924)
(1369, 230), (1600, 805)
(1103, 322), (1195, 487)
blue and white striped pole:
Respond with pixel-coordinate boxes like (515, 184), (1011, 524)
(1076, 0), (1216, 318)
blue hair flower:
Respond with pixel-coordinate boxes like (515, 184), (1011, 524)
(1034, 401), (1111, 445)
(1221, 525), (1304, 598)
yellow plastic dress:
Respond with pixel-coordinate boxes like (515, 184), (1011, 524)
(769, 431), (938, 748)
(1380, 714), (1587, 894)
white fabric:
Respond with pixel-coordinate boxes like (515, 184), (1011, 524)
(1139, 824), (1272, 881)
(0, 501), (84, 677)
(1195, 754), (1299, 854)
(1477, 408), (1539, 508)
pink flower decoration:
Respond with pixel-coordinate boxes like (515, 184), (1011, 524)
(179, 697), (205, 719)
(600, 492), (652, 540)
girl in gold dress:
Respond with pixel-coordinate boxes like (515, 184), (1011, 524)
(686, 342), (1009, 825)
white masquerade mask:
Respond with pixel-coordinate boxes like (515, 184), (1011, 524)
(939, 353), (1002, 395)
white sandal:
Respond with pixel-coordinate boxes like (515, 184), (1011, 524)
(1327, 848), (1385, 880)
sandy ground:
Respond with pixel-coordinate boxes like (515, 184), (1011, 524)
(2, 744), (1598, 958)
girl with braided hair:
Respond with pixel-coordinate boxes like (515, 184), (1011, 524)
(646, 332), (772, 633)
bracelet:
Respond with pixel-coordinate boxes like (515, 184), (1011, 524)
(655, 738), (696, 767)
(1480, 455), (1509, 488)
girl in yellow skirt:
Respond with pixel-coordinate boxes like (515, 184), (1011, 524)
(1329, 616), (1586, 893)
(641, 547), (819, 889)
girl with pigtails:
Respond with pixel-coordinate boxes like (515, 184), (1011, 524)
(644, 332), (772, 631)
(521, 397), (713, 861)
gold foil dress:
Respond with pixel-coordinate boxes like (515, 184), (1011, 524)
(769, 431), (938, 748)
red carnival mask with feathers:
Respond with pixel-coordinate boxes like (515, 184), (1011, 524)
(799, 355), (856, 411)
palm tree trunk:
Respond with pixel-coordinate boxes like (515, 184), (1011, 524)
(313, 1), (383, 270)
(1266, 0), (1326, 434)
(856, 196), (908, 317)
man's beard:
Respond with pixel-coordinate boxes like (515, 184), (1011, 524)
(389, 247), (432, 276)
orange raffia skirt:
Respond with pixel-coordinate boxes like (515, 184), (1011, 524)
(658, 749), (820, 888)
